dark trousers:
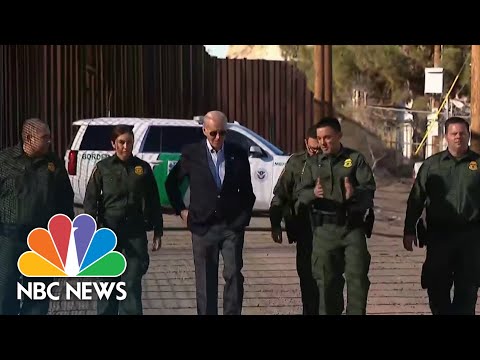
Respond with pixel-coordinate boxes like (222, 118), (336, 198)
(0, 227), (50, 315)
(97, 230), (149, 315)
(296, 234), (319, 315)
(192, 223), (245, 315)
(421, 230), (479, 315)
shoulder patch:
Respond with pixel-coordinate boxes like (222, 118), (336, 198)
(469, 161), (477, 171)
(47, 162), (56, 172)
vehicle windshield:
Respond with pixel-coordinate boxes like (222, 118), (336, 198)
(239, 126), (286, 155)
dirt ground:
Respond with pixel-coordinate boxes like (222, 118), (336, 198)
(48, 177), (480, 315)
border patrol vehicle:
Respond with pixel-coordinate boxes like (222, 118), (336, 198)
(64, 117), (291, 211)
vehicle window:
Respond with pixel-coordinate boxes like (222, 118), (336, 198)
(142, 126), (204, 153)
(79, 125), (133, 150)
(68, 125), (80, 149)
(161, 126), (204, 153)
(225, 130), (259, 154)
(245, 130), (286, 155)
(142, 126), (162, 153)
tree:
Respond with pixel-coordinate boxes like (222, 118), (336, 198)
(280, 45), (471, 109)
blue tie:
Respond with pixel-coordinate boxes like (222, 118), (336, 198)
(207, 146), (222, 189)
(213, 152), (222, 189)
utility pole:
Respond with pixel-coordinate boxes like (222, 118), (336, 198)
(471, 45), (480, 153)
(313, 45), (333, 122)
(434, 45), (442, 67)
(324, 45), (333, 117)
(314, 45), (324, 122)
(431, 45), (442, 154)
(433, 45), (442, 109)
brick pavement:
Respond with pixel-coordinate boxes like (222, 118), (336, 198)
(47, 179), (480, 315)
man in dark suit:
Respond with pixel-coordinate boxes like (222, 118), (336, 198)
(165, 110), (256, 315)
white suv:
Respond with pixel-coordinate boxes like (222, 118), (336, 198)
(64, 117), (291, 211)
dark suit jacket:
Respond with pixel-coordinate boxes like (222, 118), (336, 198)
(165, 140), (256, 236)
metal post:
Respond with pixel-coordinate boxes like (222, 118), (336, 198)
(324, 45), (333, 117)
(314, 45), (324, 122)
(471, 45), (480, 153)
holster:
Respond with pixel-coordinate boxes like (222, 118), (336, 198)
(363, 208), (375, 239)
(284, 215), (299, 244)
(285, 204), (310, 244)
(416, 218), (427, 248)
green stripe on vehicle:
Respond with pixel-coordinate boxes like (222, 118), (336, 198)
(153, 153), (189, 207)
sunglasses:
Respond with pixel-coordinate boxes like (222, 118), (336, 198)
(306, 144), (320, 153)
(209, 130), (227, 137)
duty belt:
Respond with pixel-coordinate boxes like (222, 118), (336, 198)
(311, 211), (347, 226)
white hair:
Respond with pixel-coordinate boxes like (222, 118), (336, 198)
(203, 111), (228, 128)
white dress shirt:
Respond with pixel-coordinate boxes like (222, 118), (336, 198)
(206, 139), (225, 186)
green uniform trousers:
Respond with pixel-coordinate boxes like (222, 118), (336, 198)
(97, 227), (149, 316)
(312, 224), (370, 315)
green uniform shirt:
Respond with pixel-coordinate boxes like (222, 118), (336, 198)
(296, 146), (376, 216)
(404, 149), (480, 235)
(84, 154), (163, 236)
(0, 143), (74, 227)
(269, 150), (309, 229)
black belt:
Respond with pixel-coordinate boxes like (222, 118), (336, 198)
(311, 212), (347, 226)
(322, 214), (346, 226)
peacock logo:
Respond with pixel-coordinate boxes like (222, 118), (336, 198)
(18, 214), (126, 278)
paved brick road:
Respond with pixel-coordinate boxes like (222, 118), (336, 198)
(47, 179), (480, 315)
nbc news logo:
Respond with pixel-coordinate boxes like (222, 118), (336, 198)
(17, 214), (127, 301)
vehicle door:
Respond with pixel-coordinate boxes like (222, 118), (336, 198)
(138, 125), (204, 208)
(225, 129), (273, 211)
(74, 125), (121, 205)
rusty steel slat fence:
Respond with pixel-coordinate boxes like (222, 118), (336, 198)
(1, 45), (314, 157)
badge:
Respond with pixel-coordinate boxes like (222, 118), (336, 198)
(469, 161), (478, 171)
(47, 162), (55, 172)
(134, 166), (144, 175)
(343, 158), (352, 168)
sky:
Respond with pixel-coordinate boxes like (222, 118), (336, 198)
(204, 45), (229, 58)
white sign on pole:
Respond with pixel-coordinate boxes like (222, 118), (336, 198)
(424, 67), (444, 94)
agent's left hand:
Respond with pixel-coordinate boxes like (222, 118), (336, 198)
(271, 228), (283, 244)
(152, 235), (162, 251)
(344, 177), (354, 200)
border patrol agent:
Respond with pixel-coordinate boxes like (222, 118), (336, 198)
(269, 124), (321, 315)
(296, 117), (376, 315)
(84, 125), (163, 315)
(0, 118), (74, 315)
(404, 117), (480, 315)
